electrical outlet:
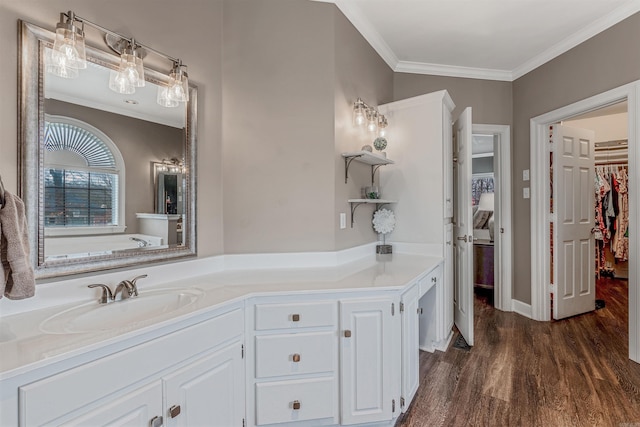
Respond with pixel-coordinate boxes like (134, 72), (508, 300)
(523, 187), (530, 199)
(340, 213), (346, 229)
(523, 169), (530, 181)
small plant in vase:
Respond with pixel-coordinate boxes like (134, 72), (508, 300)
(372, 208), (395, 254)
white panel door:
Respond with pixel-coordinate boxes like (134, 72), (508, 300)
(553, 124), (596, 319)
(340, 298), (397, 425)
(401, 285), (420, 411)
(453, 107), (474, 346)
(62, 381), (163, 427)
(164, 341), (245, 427)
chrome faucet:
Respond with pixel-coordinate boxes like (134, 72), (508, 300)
(87, 274), (148, 304)
(88, 284), (114, 304)
(129, 237), (149, 247)
(114, 274), (148, 301)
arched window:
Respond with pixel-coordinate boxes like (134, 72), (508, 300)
(44, 115), (126, 236)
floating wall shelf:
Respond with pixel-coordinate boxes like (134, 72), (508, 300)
(347, 199), (396, 228)
(342, 151), (394, 184)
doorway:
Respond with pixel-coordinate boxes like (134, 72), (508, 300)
(530, 82), (639, 363)
(471, 125), (512, 313)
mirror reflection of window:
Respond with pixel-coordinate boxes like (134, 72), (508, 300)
(44, 115), (125, 235)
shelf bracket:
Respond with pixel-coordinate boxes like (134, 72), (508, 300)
(349, 201), (365, 228)
(344, 154), (364, 184)
(371, 164), (383, 185)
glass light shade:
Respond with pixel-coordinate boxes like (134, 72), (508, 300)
(377, 115), (388, 137)
(118, 50), (145, 88)
(157, 86), (179, 107)
(353, 100), (365, 126)
(366, 109), (378, 132)
(167, 69), (189, 103)
(109, 69), (135, 94)
(45, 48), (79, 79)
(52, 23), (87, 70)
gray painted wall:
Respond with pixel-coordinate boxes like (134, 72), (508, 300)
(511, 12), (640, 303)
(0, 0), (224, 258)
(45, 99), (183, 234)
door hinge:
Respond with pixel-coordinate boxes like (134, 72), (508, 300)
(242, 418), (246, 427)
(400, 302), (404, 313)
(400, 397), (405, 408)
(392, 399), (396, 412)
(391, 303), (395, 316)
(241, 344), (244, 359)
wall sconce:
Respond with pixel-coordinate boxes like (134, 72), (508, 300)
(47, 11), (188, 108)
(158, 158), (185, 173)
(352, 98), (388, 137)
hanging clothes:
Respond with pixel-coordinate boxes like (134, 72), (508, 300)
(613, 167), (629, 261)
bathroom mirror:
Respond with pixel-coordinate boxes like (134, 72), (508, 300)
(19, 21), (197, 278)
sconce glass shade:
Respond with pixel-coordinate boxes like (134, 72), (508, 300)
(45, 47), (79, 79)
(353, 99), (366, 126)
(167, 66), (189, 103)
(108, 70), (135, 94)
(366, 109), (378, 133)
(157, 86), (179, 108)
(52, 20), (87, 71)
(377, 115), (388, 137)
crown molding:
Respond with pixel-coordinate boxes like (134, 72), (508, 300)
(324, 0), (640, 83)
(511, 0), (640, 80)
(394, 61), (513, 82)
(332, 0), (398, 71)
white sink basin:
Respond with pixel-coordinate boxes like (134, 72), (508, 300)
(40, 288), (204, 334)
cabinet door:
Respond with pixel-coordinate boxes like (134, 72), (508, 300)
(62, 381), (163, 427)
(444, 224), (454, 333)
(340, 298), (399, 425)
(401, 285), (420, 412)
(164, 340), (245, 427)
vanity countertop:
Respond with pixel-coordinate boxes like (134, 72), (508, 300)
(0, 253), (442, 380)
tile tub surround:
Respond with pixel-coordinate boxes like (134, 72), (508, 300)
(0, 250), (442, 379)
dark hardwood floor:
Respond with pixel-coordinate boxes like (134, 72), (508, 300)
(399, 279), (640, 426)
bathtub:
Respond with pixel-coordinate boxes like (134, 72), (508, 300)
(45, 234), (164, 260)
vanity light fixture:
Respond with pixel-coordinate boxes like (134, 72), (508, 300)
(352, 98), (388, 136)
(47, 11), (189, 107)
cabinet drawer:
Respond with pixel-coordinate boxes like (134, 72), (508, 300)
(418, 264), (442, 298)
(255, 301), (336, 330)
(255, 332), (335, 378)
(255, 377), (336, 425)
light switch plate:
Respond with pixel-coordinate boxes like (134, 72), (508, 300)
(523, 169), (530, 181)
(523, 187), (530, 199)
(340, 213), (346, 229)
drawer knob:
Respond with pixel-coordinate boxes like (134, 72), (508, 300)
(291, 314), (300, 322)
(150, 416), (163, 427)
(169, 404), (181, 418)
(344, 330), (352, 338)
(292, 400), (301, 410)
(292, 353), (301, 362)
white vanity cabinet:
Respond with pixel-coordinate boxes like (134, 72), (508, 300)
(246, 299), (340, 426)
(400, 283), (420, 412)
(14, 307), (245, 427)
(339, 297), (401, 425)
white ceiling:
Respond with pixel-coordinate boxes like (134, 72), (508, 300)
(322, 0), (640, 81)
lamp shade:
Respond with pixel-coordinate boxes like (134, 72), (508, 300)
(477, 192), (495, 212)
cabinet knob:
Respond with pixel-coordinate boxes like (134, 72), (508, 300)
(292, 400), (301, 410)
(150, 416), (163, 427)
(292, 353), (301, 362)
(344, 330), (352, 338)
(169, 405), (181, 418)
(291, 314), (300, 322)
(431, 276), (437, 283)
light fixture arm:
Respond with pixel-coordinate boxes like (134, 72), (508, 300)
(62, 11), (182, 65)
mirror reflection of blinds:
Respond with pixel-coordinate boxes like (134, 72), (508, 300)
(45, 121), (116, 169)
(594, 139), (628, 165)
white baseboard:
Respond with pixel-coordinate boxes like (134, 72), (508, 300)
(512, 299), (533, 319)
